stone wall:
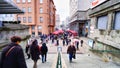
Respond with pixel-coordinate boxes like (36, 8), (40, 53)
(0, 24), (30, 48)
(88, 0), (120, 64)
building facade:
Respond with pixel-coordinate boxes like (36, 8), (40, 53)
(89, 0), (120, 64)
(14, 0), (56, 36)
(69, 0), (91, 36)
(55, 14), (60, 30)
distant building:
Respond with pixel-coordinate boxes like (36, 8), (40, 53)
(69, 0), (91, 36)
(13, 0), (56, 36)
(65, 17), (70, 29)
(55, 14), (60, 30)
(0, 14), (15, 21)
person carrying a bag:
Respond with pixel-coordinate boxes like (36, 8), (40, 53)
(0, 36), (27, 68)
(67, 42), (76, 63)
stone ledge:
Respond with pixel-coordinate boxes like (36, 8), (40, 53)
(97, 39), (120, 50)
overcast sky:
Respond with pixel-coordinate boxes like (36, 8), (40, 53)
(53, 0), (69, 21)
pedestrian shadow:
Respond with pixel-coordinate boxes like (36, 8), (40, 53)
(69, 61), (77, 64)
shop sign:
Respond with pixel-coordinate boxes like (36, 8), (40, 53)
(91, 0), (107, 8)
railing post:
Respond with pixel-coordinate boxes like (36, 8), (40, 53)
(56, 46), (62, 68)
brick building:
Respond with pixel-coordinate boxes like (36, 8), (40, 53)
(14, 0), (56, 36)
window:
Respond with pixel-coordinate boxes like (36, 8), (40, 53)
(28, 7), (31, 12)
(39, 8), (43, 13)
(16, 0), (20, 3)
(32, 32), (35, 35)
(17, 17), (21, 21)
(47, 9), (49, 13)
(5, 14), (7, 17)
(38, 32), (42, 35)
(39, 17), (43, 22)
(114, 11), (120, 30)
(32, 26), (35, 30)
(22, 0), (26, 3)
(28, 0), (31, 2)
(22, 7), (26, 12)
(28, 17), (32, 23)
(97, 15), (108, 30)
(40, 0), (43, 3)
(10, 14), (13, 17)
(23, 17), (26, 23)
(38, 26), (42, 30)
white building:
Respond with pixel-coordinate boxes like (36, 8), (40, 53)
(55, 14), (60, 30)
(0, 14), (15, 21)
(0, 0), (16, 21)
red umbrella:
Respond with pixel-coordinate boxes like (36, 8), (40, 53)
(52, 30), (64, 35)
(53, 31), (59, 35)
(53, 30), (64, 34)
(58, 30), (64, 33)
(67, 30), (78, 36)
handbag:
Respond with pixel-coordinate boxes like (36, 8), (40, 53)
(72, 53), (76, 59)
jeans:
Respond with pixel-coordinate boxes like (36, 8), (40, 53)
(41, 53), (47, 63)
(69, 53), (73, 62)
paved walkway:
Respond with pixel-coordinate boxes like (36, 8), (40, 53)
(25, 37), (120, 68)
(26, 54), (57, 68)
(63, 53), (120, 68)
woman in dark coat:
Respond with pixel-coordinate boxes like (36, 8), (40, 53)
(30, 39), (40, 68)
(0, 36), (27, 68)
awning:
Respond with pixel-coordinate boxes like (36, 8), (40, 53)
(0, 0), (24, 14)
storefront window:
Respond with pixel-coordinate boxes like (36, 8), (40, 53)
(97, 15), (108, 30)
(114, 11), (120, 30)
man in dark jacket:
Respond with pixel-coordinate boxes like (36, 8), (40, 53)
(0, 36), (27, 68)
(67, 42), (76, 62)
(41, 43), (48, 63)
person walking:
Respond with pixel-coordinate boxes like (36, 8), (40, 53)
(62, 39), (65, 46)
(67, 42), (76, 62)
(41, 43), (48, 63)
(56, 39), (59, 46)
(80, 40), (84, 47)
(0, 36), (27, 68)
(30, 39), (40, 68)
(75, 41), (79, 50)
(25, 43), (30, 59)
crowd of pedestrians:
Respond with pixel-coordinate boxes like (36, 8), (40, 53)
(0, 31), (84, 68)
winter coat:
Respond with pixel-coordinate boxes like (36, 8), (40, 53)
(30, 44), (40, 61)
(0, 43), (27, 68)
(67, 45), (76, 54)
(41, 43), (48, 54)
